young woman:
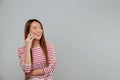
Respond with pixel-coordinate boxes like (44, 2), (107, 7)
(18, 19), (56, 80)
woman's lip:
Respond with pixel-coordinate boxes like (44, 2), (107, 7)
(35, 34), (40, 36)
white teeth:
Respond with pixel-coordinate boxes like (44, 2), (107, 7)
(36, 34), (40, 36)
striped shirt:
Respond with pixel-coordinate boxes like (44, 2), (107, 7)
(18, 42), (56, 80)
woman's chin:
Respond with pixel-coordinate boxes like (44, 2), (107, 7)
(34, 37), (41, 40)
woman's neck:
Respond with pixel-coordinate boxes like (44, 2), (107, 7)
(32, 39), (40, 48)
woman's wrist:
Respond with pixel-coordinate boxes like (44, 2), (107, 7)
(25, 46), (31, 51)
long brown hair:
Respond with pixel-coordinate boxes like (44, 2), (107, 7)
(24, 19), (49, 67)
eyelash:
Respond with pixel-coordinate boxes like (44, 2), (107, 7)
(33, 27), (42, 29)
(33, 27), (37, 29)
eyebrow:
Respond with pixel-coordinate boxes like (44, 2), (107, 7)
(33, 26), (42, 28)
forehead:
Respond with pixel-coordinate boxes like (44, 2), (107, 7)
(31, 21), (41, 28)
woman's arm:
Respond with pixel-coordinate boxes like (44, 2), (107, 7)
(24, 46), (31, 65)
(25, 42), (56, 77)
(24, 33), (35, 65)
(18, 33), (35, 73)
(18, 47), (32, 73)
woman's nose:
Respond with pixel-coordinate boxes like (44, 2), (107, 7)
(35, 30), (41, 34)
(35, 31), (40, 34)
(36, 29), (40, 32)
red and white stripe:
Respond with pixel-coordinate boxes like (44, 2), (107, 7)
(18, 42), (56, 80)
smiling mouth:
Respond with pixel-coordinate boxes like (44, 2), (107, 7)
(36, 35), (40, 36)
(34, 34), (40, 36)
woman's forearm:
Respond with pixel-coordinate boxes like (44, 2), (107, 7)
(24, 47), (31, 65)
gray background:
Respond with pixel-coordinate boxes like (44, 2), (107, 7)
(0, 0), (120, 80)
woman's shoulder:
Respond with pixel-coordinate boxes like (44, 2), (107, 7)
(46, 41), (54, 47)
(18, 46), (26, 53)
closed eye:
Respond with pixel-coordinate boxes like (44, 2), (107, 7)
(33, 26), (37, 29)
(33, 26), (43, 30)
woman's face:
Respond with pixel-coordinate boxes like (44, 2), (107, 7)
(30, 21), (43, 40)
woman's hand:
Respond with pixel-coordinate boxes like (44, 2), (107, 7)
(25, 70), (36, 78)
(25, 33), (35, 49)
(25, 69), (44, 78)
(25, 72), (32, 78)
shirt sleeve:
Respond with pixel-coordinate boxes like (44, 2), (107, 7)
(18, 47), (32, 73)
(43, 42), (56, 75)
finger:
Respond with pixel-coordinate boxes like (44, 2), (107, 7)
(28, 33), (34, 38)
(29, 35), (35, 40)
(31, 36), (35, 41)
(28, 32), (34, 38)
(27, 33), (31, 38)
